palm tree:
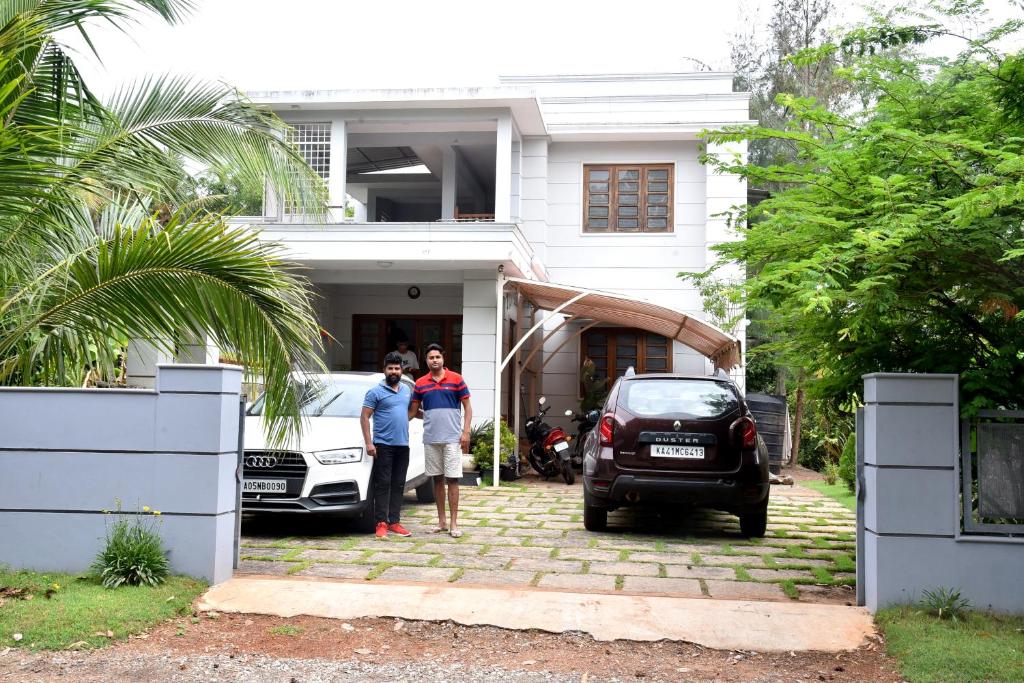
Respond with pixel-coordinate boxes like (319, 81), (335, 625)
(0, 0), (329, 445)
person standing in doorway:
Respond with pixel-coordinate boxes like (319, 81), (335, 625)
(409, 343), (471, 537)
(360, 352), (414, 539)
(394, 338), (419, 378)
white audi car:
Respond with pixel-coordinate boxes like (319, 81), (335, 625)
(242, 372), (432, 529)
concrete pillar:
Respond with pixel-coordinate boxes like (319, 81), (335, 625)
(175, 332), (219, 365)
(861, 373), (960, 611)
(126, 339), (173, 389)
(441, 146), (457, 219)
(461, 271), (498, 425)
(519, 136), (548, 262)
(328, 118), (348, 222)
(494, 112), (513, 223)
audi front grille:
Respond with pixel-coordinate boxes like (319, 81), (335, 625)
(243, 450), (307, 477)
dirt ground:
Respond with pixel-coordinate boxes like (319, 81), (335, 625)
(1, 611), (903, 683)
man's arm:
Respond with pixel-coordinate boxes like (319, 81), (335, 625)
(408, 399), (421, 421)
(460, 396), (473, 454)
(359, 406), (376, 457)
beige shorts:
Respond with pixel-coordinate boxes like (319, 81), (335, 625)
(424, 442), (463, 479)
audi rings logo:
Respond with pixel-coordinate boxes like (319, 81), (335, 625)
(246, 455), (278, 468)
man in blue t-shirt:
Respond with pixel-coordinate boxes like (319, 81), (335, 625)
(360, 352), (414, 539)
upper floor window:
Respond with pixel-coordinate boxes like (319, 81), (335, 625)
(288, 122), (331, 181)
(583, 164), (673, 233)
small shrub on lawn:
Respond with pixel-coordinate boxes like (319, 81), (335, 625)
(91, 504), (169, 588)
(822, 460), (841, 486)
(921, 587), (970, 621)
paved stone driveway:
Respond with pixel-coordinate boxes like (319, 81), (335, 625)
(239, 478), (856, 604)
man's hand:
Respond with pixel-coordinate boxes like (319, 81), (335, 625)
(460, 430), (470, 454)
(366, 443), (377, 458)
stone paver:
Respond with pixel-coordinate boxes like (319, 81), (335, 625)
(295, 564), (371, 579)
(537, 573), (618, 592)
(705, 580), (787, 601)
(508, 558), (584, 573)
(747, 568), (817, 581)
(588, 561), (660, 577)
(237, 560), (297, 574)
(296, 549), (369, 562)
(239, 476), (857, 604)
(620, 577), (704, 596)
(455, 569), (536, 586)
(698, 554), (766, 566)
(377, 566), (456, 582)
(664, 565), (736, 580)
(363, 551), (438, 565)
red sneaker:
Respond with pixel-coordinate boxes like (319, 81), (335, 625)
(375, 522), (388, 539)
(388, 522), (412, 537)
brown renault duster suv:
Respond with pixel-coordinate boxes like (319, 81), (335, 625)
(581, 373), (770, 537)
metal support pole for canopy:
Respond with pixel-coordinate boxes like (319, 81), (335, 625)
(492, 273), (506, 488)
(541, 320), (601, 370)
(500, 291), (589, 371)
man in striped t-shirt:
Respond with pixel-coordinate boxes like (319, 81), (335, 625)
(409, 343), (472, 537)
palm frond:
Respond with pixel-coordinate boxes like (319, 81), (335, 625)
(1, 203), (326, 445)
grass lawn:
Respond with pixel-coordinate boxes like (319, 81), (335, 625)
(0, 569), (205, 650)
(800, 478), (856, 511)
(878, 607), (1024, 683)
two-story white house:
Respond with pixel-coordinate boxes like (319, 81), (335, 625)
(132, 72), (750, 436)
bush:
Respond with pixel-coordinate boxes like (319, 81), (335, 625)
(839, 433), (856, 492)
(822, 460), (841, 485)
(91, 504), (169, 588)
(470, 419), (517, 472)
(920, 587), (970, 621)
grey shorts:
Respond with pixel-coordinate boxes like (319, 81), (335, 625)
(424, 442), (463, 479)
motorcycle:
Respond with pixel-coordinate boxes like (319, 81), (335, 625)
(524, 397), (575, 485)
(564, 408), (600, 469)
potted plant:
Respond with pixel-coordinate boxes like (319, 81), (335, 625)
(470, 419), (518, 481)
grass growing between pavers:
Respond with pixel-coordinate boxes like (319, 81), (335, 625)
(0, 570), (204, 650)
(877, 608), (1024, 683)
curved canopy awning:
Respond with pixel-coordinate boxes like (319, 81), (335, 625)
(506, 277), (742, 370)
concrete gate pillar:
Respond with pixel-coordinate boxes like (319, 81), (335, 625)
(861, 373), (960, 611)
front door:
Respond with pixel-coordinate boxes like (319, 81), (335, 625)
(352, 315), (462, 373)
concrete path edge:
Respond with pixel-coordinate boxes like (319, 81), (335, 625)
(198, 575), (875, 653)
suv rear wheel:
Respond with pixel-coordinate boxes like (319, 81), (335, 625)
(583, 490), (607, 531)
(739, 502), (768, 538)
(415, 480), (435, 503)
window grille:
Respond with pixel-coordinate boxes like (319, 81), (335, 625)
(288, 122), (331, 181)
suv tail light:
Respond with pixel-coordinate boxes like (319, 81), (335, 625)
(731, 416), (757, 450)
(599, 414), (615, 446)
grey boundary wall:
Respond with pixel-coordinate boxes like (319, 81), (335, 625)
(861, 373), (1024, 613)
(0, 364), (241, 584)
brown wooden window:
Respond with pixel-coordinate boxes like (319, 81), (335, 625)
(582, 328), (672, 384)
(583, 164), (673, 233)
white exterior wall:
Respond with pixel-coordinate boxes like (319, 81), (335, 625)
(317, 283), (463, 371)
(538, 139), (743, 424)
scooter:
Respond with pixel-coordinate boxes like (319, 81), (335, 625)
(564, 408), (600, 469)
(524, 397), (574, 485)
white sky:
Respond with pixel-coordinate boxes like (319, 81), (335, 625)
(65, 0), (1021, 96)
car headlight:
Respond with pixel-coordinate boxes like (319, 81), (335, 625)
(312, 447), (363, 464)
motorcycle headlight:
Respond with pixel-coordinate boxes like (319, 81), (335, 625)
(313, 447), (363, 464)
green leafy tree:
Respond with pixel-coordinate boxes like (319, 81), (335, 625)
(0, 0), (328, 444)
(691, 1), (1024, 416)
